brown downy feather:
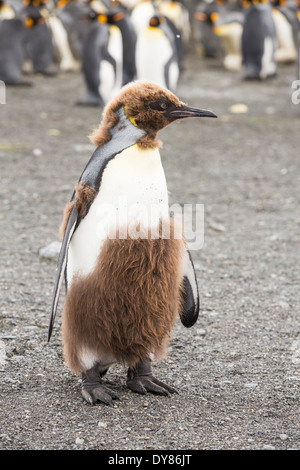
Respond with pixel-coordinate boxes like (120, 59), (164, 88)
(59, 183), (97, 239)
(62, 220), (185, 374)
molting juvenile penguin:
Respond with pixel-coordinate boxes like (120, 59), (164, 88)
(242, 0), (277, 79)
(48, 80), (217, 406)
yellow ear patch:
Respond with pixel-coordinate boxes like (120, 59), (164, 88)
(57, 0), (68, 8)
(211, 12), (219, 23)
(98, 14), (107, 23)
(129, 115), (138, 127)
(124, 105), (138, 127)
(25, 17), (34, 28)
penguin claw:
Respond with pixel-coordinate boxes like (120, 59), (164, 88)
(127, 375), (178, 396)
(126, 360), (178, 397)
(81, 382), (120, 406)
(81, 365), (120, 405)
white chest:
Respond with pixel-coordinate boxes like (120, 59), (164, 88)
(67, 145), (169, 283)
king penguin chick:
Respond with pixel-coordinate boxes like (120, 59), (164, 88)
(48, 80), (217, 406)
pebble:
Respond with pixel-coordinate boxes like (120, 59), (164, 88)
(279, 434), (288, 441)
(39, 241), (61, 259)
(196, 328), (206, 337)
(33, 148), (43, 157)
(209, 222), (226, 232)
(75, 437), (84, 445)
(47, 129), (61, 136)
(244, 382), (258, 388)
(276, 300), (290, 310)
(98, 422), (107, 429)
(265, 106), (276, 115)
(229, 103), (249, 114)
(0, 340), (6, 366)
(262, 444), (276, 450)
(74, 144), (95, 153)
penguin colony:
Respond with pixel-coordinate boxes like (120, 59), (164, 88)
(0, 0), (300, 95)
(1, 1), (298, 405)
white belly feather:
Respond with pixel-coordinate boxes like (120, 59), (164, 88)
(67, 145), (169, 285)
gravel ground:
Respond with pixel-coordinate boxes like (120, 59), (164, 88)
(0, 52), (299, 452)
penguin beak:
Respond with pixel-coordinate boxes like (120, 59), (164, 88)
(169, 105), (217, 120)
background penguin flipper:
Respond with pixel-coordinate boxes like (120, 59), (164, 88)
(179, 249), (200, 328)
(48, 206), (78, 342)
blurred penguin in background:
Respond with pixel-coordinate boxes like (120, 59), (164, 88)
(0, 0), (16, 18)
(46, 0), (92, 72)
(130, 0), (157, 33)
(158, 0), (191, 45)
(77, 8), (123, 106)
(193, 0), (224, 58)
(211, 0), (245, 71)
(0, 0), (57, 83)
(135, 14), (181, 90)
(22, 0), (58, 76)
(242, 0), (277, 80)
(100, 9), (137, 86)
(0, 1), (29, 85)
(270, 0), (299, 63)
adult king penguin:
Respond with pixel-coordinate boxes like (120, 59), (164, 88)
(242, 0), (277, 80)
(48, 81), (217, 406)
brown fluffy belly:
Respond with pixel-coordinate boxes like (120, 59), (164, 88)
(62, 230), (185, 374)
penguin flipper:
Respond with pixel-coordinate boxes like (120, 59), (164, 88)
(48, 206), (78, 342)
(179, 249), (200, 328)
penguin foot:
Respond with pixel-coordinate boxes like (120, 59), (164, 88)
(127, 360), (178, 397)
(4, 79), (33, 87)
(76, 92), (105, 107)
(81, 365), (120, 406)
(34, 65), (58, 77)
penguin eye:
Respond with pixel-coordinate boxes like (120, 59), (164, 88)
(149, 99), (170, 111)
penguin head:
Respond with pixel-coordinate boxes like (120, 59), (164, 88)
(23, 7), (46, 28)
(90, 81), (217, 148)
(149, 15), (165, 27)
(124, 83), (216, 131)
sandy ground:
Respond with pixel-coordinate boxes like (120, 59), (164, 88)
(0, 52), (299, 451)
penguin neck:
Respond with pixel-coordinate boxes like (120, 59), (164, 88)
(90, 107), (161, 150)
(124, 108), (162, 150)
(110, 108), (158, 150)
(113, 107), (162, 150)
(80, 108), (160, 190)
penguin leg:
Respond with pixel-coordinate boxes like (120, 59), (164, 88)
(81, 363), (120, 406)
(127, 359), (178, 397)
